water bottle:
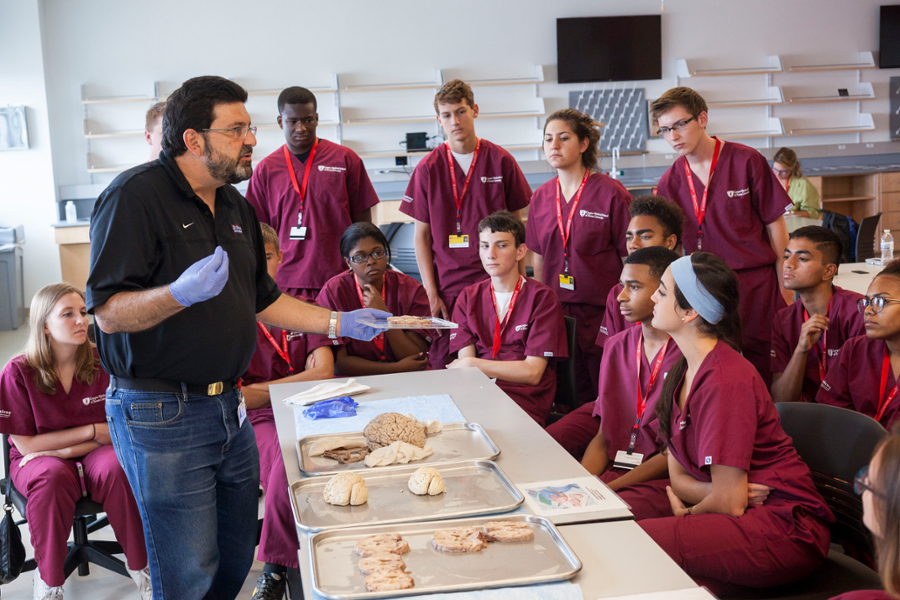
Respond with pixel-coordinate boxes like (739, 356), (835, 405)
(65, 201), (77, 224)
(882, 229), (894, 263)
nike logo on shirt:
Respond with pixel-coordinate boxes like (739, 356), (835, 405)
(183, 223), (194, 228)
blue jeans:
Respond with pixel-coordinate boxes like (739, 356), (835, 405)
(106, 385), (260, 600)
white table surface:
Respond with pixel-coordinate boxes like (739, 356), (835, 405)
(269, 368), (694, 599)
(834, 261), (882, 296)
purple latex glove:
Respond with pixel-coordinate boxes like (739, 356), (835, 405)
(340, 308), (392, 341)
(169, 246), (229, 307)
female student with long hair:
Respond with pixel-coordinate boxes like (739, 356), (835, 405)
(525, 108), (632, 405)
(773, 147), (821, 219)
(0, 284), (150, 599)
(317, 222), (433, 375)
(832, 434), (900, 599)
(616, 253), (833, 593)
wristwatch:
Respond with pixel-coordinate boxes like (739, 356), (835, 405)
(328, 311), (339, 339)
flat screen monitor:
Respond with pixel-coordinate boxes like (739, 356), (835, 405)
(557, 15), (662, 83)
(881, 5), (900, 68)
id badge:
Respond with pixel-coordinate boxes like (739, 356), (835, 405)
(559, 274), (575, 291)
(290, 226), (308, 240)
(449, 234), (469, 248)
(237, 398), (247, 427)
(612, 450), (643, 470)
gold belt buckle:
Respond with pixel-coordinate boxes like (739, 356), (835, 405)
(207, 381), (224, 396)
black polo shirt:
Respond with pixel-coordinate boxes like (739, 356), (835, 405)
(86, 151), (281, 384)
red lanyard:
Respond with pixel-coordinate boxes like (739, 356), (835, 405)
(282, 138), (319, 227)
(785, 177), (791, 194)
(554, 169), (591, 273)
(445, 140), (481, 234)
(490, 276), (523, 359)
(257, 323), (293, 375)
(683, 137), (722, 251)
(803, 292), (832, 382)
(877, 345), (899, 423)
(355, 275), (387, 361)
(628, 334), (671, 453)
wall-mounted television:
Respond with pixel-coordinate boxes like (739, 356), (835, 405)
(881, 5), (900, 68)
(557, 15), (662, 83)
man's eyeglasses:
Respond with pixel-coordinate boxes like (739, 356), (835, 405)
(855, 465), (885, 498)
(201, 126), (258, 139)
(347, 249), (387, 263)
(857, 296), (900, 314)
(656, 116), (697, 137)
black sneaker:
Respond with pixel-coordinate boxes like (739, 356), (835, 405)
(250, 572), (286, 600)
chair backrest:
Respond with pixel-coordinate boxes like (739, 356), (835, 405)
(381, 222), (421, 283)
(855, 213), (883, 262)
(776, 403), (888, 555)
(2, 435), (27, 517)
(553, 316), (578, 411)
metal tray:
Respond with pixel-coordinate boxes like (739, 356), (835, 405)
(291, 460), (524, 532)
(297, 422), (501, 477)
(356, 315), (458, 330)
(309, 514), (582, 599)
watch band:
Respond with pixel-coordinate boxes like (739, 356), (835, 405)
(328, 311), (338, 339)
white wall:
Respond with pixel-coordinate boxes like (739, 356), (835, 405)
(0, 0), (60, 305)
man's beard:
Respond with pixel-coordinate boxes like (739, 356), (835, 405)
(205, 143), (253, 184)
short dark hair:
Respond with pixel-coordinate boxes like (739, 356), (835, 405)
(878, 258), (900, 281)
(478, 210), (525, 247)
(629, 195), (686, 245)
(625, 246), (680, 280)
(789, 226), (843, 266)
(339, 222), (391, 264)
(161, 76), (248, 157)
(277, 86), (318, 114)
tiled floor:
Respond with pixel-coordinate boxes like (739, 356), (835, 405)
(0, 325), (270, 599)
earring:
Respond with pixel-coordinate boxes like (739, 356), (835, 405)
(681, 317), (685, 322)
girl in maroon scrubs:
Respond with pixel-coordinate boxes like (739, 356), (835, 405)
(525, 108), (632, 406)
(617, 253), (833, 594)
(317, 222), (433, 376)
(831, 434), (900, 599)
(0, 284), (150, 598)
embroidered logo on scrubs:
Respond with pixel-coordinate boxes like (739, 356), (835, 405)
(828, 349), (840, 357)
(232, 224), (243, 234)
(450, 333), (457, 340)
(820, 381), (831, 391)
(0, 410), (10, 418)
(679, 420), (687, 430)
(318, 165), (346, 173)
(481, 176), (503, 183)
(770, 349), (777, 357)
(579, 210), (608, 220)
(544, 351), (554, 357)
(402, 195), (414, 203)
(286, 331), (305, 342)
(515, 324), (529, 332)
(599, 325), (608, 335)
(82, 394), (105, 406)
(726, 188), (750, 198)
(704, 456), (712, 465)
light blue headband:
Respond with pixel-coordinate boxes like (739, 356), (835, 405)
(670, 256), (725, 325)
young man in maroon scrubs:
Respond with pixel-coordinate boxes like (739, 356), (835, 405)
(548, 247), (681, 477)
(771, 226), (864, 403)
(246, 86), (380, 299)
(817, 260), (900, 429)
(448, 211), (567, 426)
(651, 87), (793, 385)
(245, 224), (335, 599)
(596, 195), (685, 350)
(400, 79), (532, 370)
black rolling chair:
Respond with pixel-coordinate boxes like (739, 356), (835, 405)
(721, 403), (886, 600)
(855, 212), (883, 262)
(545, 316), (578, 426)
(0, 435), (128, 583)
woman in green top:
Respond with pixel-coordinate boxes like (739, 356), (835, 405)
(773, 147), (821, 219)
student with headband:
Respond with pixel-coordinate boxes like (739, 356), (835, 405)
(616, 253), (833, 594)
(816, 259), (900, 429)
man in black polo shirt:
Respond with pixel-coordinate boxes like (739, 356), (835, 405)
(86, 76), (386, 600)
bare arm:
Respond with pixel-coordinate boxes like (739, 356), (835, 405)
(257, 294), (337, 336)
(413, 220), (448, 320)
(242, 347), (335, 410)
(11, 423), (102, 456)
(334, 345), (429, 377)
(94, 287), (185, 334)
(448, 353), (548, 386)
(581, 429), (609, 476)
(766, 217), (793, 305)
(668, 454), (749, 517)
(384, 330), (429, 359)
(513, 210), (526, 276)
(607, 454), (669, 491)
(532, 253), (544, 284)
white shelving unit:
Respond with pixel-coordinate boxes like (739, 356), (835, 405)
(784, 51), (876, 73)
(676, 55), (784, 78)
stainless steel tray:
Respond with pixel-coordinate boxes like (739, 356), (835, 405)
(291, 460), (524, 533)
(297, 422), (501, 477)
(309, 514), (582, 599)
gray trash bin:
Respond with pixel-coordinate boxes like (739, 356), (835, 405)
(0, 225), (25, 331)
